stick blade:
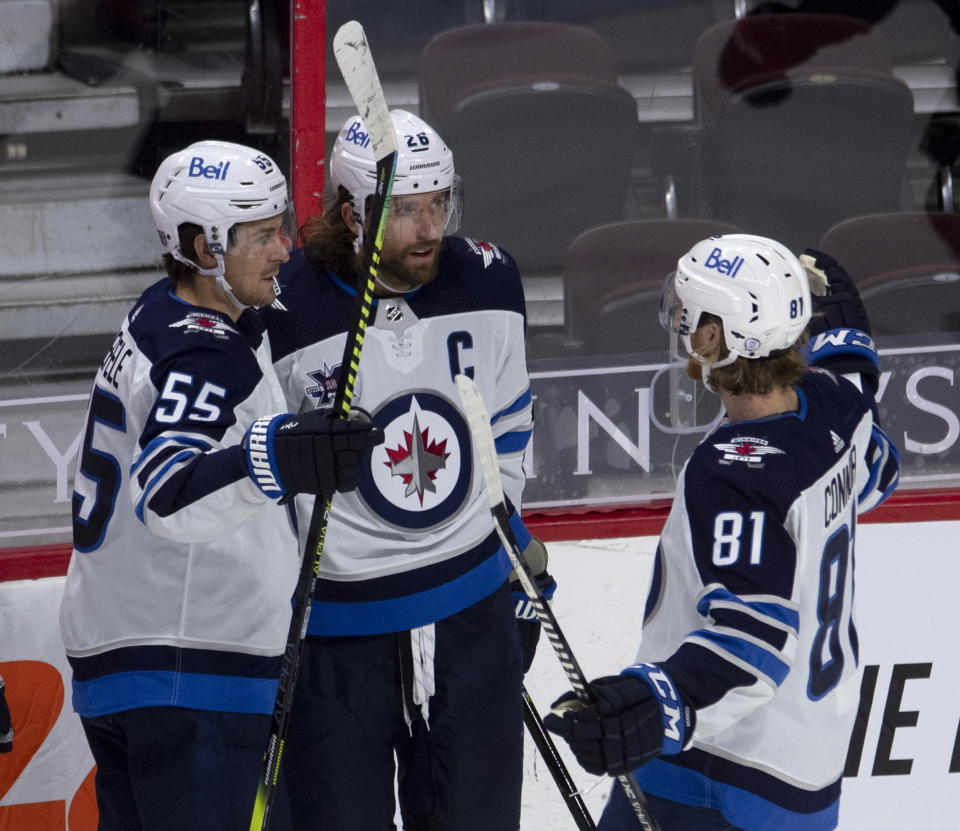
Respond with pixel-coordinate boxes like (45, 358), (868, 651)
(454, 374), (504, 507)
(332, 21), (396, 162)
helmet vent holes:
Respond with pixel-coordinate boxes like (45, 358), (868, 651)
(755, 254), (770, 266)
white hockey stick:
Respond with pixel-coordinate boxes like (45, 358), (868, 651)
(454, 374), (662, 831)
(249, 21), (396, 831)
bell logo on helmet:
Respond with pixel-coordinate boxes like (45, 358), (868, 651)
(344, 120), (372, 149)
(188, 157), (231, 180)
(704, 247), (744, 277)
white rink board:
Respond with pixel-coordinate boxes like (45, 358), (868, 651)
(1, 521), (958, 829)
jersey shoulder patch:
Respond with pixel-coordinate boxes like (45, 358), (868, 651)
(420, 237), (525, 318)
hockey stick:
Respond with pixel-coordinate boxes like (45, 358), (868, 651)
(454, 374), (661, 831)
(249, 21), (397, 831)
(522, 686), (597, 831)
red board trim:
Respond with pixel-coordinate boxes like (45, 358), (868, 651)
(2, 488), (958, 581)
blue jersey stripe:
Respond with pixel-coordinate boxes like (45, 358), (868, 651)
(71, 670), (278, 717)
(690, 629), (791, 686)
(636, 758), (840, 831)
(307, 548), (513, 635)
(495, 429), (532, 455)
(491, 387), (532, 423)
(135, 450), (197, 522)
(133, 434), (214, 476)
(698, 586), (800, 632)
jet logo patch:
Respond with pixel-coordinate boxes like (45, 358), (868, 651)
(713, 436), (785, 468)
(168, 313), (237, 340)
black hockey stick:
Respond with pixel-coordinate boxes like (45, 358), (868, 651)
(249, 21), (397, 831)
(522, 686), (597, 831)
(454, 374), (662, 831)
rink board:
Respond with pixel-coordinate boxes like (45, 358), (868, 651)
(1, 520), (957, 830)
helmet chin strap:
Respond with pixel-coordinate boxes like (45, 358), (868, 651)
(684, 333), (739, 393)
(213, 260), (286, 311)
(172, 247), (250, 313)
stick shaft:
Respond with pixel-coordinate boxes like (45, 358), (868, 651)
(249, 21), (396, 831)
(454, 374), (661, 831)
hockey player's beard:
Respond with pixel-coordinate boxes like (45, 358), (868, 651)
(375, 239), (444, 294)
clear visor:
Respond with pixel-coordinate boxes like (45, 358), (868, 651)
(383, 176), (463, 242)
(659, 271), (690, 336)
(224, 211), (294, 258)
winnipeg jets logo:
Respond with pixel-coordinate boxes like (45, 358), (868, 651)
(384, 411), (450, 504)
(168, 312), (237, 339)
(305, 362), (342, 408)
(714, 436), (785, 468)
(465, 238), (504, 269)
(362, 392), (471, 530)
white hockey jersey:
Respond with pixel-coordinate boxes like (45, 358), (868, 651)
(59, 279), (299, 717)
(632, 359), (899, 831)
(261, 237), (534, 635)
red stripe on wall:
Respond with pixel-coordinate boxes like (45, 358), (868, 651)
(2, 488), (959, 581)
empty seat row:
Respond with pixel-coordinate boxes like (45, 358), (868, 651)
(533, 211), (960, 360)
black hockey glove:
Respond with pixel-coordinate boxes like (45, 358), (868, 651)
(510, 537), (557, 674)
(801, 249), (879, 394)
(802, 249), (872, 337)
(0, 676), (12, 753)
(244, 411), (383, 502)
(543, 664), (694, 777)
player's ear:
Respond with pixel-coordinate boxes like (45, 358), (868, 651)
(193, 233), (217, 269)
(693, 318), (722, 358)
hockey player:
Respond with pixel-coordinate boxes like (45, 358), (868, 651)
(545, 235), (900, 831)
(260, 110), (552, 831)
(59, 141), (382, 831)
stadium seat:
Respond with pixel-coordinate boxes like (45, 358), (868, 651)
(418, 22), (639, 276)
(565, 219), (743, 356)
(818, 212), (960, 336)
(689, 13), (916, 252)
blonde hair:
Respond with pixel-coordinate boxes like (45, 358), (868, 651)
(698, 313), (807, 395)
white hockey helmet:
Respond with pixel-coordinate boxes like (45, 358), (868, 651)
(150, 140), (289, 308)
(660, 233), (812, 366)
(329, 109), (462, 240)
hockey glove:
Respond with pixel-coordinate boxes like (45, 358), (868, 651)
(244, 411), (383, 502)
(801, 249), (872, 337)
(0, 676), (12, 753)
(800, 249), (879, 394)
(510, 537), (557, 674)
(543, 664), (694, 777)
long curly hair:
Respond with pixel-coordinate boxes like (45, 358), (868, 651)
(299, 187), (360, 281)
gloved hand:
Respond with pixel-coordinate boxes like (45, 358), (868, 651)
(801, 249), (872, 337)
(800, 249), (879, 393)
(543, 664), (694, 777)
(511, 537), (556, 674)
(244, 410), (383, 501)
(0, 676), (13, 753)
